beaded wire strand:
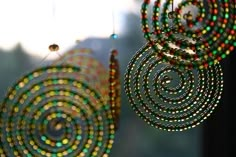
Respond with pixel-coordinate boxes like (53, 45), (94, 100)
(109, 0), (121, 131)
(141, 0), (236, 69)
(109, 49), (121, 131)
(124, 42), (224, 131)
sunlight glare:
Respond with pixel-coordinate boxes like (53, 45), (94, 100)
(0, 0), (135, 58)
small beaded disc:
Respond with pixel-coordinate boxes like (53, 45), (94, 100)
(141, 0), (236, 69)
(124, 43), (223, 131)
(0, 65), (115, 157)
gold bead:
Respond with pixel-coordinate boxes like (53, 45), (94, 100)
(49, 44), (59, 51)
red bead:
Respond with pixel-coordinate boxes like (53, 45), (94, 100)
(229, 46), (234, 51)
(230, 30), (235, 35)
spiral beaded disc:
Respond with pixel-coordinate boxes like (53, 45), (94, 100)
(124, 43), (223, 131)
(0, 65), (115, 157)
(141, 0), (236, 69)
(54, 48), (109, 102)
(109, 49), (121, 130)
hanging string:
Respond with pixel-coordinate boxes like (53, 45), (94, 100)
(49, 0), (62, 58)
(112, 4), (115, 35)
(30, 0), (61, 69)
(56, 51), (62, 57)
(49, 0), (61, 57)
(51, 0), (57, 43)
(52, 0), (56, 18)
(110, 0), (118, 49)
(32, 51), (51, 68)
(172, 0), (174, 12)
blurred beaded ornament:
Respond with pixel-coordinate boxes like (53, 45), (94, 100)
(109, 49), (121, 130)
(124, 43), (223, 131)
(53, 48), (109, 103)
(141, 0), (236, 69)
(0, 65), (115, 156)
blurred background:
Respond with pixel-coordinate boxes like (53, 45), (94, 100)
(0, 0), (235, 157)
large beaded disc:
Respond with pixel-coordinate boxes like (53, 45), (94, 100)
(54, 48), (109, 102)
(0, 65), (115, 157)
(124, 43), (223, 131)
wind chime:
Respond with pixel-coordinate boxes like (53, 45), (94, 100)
(0, 1), (120, 156)
(125, 0), (235, 131)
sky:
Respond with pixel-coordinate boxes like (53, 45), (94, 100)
(0, 0), (137, 58)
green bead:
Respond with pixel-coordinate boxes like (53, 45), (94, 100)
(221, 54), (226, 59)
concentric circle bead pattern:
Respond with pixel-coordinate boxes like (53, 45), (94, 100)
(141, 0), (236, 69)
(0, 65), (115, 157)
(54, 48), (109, 102)
(124, 43), (223, 131)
